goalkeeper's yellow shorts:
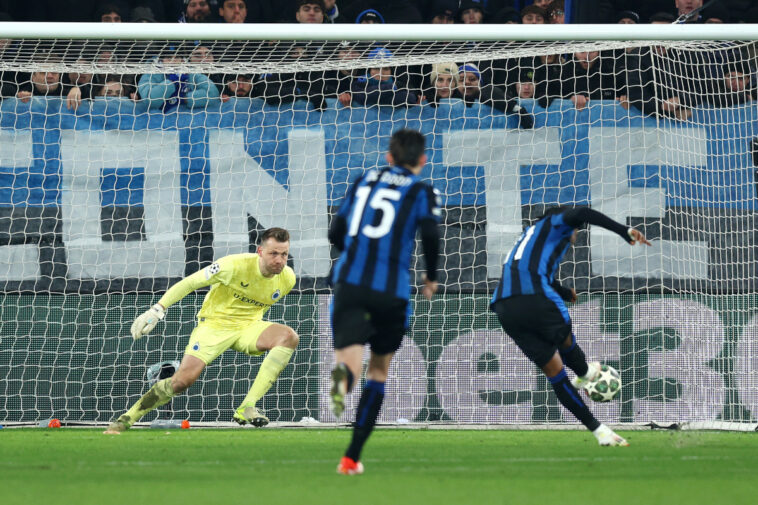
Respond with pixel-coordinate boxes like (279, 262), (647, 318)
(184, 319), (273, 364)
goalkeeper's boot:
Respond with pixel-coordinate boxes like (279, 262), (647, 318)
(103, 414), (132, 435)
(593, 424), (629, 447)
(233, 405), (269, 427)
(330, 363), (349, 418)
(337, 456), (364, 476)
(571, 361), (601, 391)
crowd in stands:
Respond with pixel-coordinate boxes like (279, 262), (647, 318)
(0, 0), (756, 123)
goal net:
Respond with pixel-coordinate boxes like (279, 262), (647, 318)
(1, 24), (757, 429)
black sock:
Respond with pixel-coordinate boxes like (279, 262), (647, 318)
(559, 334), (588, 378)
(548, 368), (600, 431)
(345, 380), (385, 462)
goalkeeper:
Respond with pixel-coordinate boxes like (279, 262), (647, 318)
(104, 227), (298, 434)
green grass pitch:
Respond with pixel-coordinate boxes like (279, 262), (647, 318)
(1, 428), (756, 505)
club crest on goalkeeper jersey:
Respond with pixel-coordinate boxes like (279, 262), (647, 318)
(196, 253), (295, 325)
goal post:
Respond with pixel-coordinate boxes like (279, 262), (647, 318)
(1, 22), (757, 429)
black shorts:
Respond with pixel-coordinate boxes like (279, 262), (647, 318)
(331, 282), (409, 355)
(491, 295), (572, 368)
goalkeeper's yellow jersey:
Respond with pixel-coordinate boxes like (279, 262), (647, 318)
(157, 253), (296, 326)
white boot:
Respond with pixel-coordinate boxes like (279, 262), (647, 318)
(572, 361), (601, 390)
(593, 424), (629, 447)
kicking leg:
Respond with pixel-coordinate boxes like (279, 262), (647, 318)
(339, 351), (392, 475)
(235, 323), (298, 427)
(542, 353), (627, 447)
(104, 354), (205, 434)
(558, 333), (600, 389)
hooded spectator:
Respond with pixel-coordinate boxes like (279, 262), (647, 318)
(347, 47), (419, 108)
(131, 6), (158, 22)
(615, 10), (639, 24)
(429, 0), (456, 23)
(452, 62), (534, 128)
(458, 0), (486, 24)
(356, 9), (384, 24)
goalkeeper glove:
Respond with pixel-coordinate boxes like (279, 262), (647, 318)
(131, 304), (165, 340)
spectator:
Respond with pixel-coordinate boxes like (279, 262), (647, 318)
(323, 0), (342, 23)
(16, 70), (87, 110)
(62, 58), (98, 109)
(529, 54), (570, 108)
(219, 0), (247, 23)
(702, 5), (730, 23)
(295, 0), (325, 23)
(533, 0), (552, 9)
(96, 3), (124, 22)
(356, 9), (384, 24)
(423, 62), (460, 106)
(710, 62), (755, 107)
(321, 41), (364, 107)
(429, 0), (456, 24)
(491, 7), (520, 24)
(458, 0), (486, 24)
(137, 47), (220, 111)
(131, 6), (158, 22)
(566, 51), (623, 106)
(548, 0), (565, 24)
(181, 0), (216, 23)
(189, 44), (224, 92)
(97, 75), (136, 99)
(615, 10), (639, 24)
(0, 34), (18, 101)
(521, 5), (547, 24)
(453, 63), (534, 128)
(347, 47), (419, 108)
(625, 35), (717, 120)
(221, 74), (254, 99)
(675, 0), (703, 22)
(345, 0), (422, 23)
(513, 68), (535, 99)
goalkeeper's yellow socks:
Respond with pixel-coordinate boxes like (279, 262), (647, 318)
(239, 346), (294, 408)
(118, 377), (177, 428)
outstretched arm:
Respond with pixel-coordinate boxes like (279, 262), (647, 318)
(562, 207), (651, 246)
(131, 263), (227, 340)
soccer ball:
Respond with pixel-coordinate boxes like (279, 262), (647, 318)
(586, 364), (621, 402)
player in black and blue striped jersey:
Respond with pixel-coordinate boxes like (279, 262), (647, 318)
(491, 206), (651, 446)
(328, 129), (441, 475)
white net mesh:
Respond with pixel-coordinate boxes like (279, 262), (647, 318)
(1, 33), (757, 427)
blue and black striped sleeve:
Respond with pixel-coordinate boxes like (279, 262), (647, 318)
(328, 175), (363, 252)
(417, 184), (442, 282)
(562, 207), (632, 243)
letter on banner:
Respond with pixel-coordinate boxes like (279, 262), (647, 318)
(735, 314), (758, 421)
(0, 130), (40, 281)
(208, 129), (330, 277)
(567, 299), (621, 423)
(437, 330), (537, 423)
(633, 299), (723, 422)
(588, 127), (708, 278)
(317, 295), (426, 422)
(61, 130), (184, 279)
(445, 129), (562, 278)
